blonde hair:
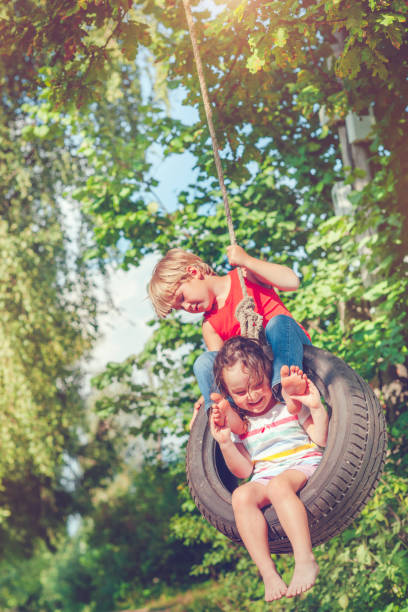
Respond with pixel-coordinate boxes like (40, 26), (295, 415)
(148, 248), (215, 317)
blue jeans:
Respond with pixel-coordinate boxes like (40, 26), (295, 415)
(193, 314), (311, 411)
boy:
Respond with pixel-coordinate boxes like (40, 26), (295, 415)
(148, 244), (311, 431)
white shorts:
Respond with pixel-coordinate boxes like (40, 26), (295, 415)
(254, 463), (319, 485)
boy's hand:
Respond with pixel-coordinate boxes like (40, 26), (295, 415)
(226, 244), (250, 269)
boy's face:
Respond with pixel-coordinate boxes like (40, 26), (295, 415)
(223, 361), (274, 415)
(173, 274), (214, 314)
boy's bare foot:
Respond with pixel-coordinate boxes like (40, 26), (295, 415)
(286, 558), (319, 598)
(281, 365), (307, 415)
(263, 570), (288, 601)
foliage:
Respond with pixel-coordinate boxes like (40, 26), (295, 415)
(168, 464), (408, 612)
(0, 461), (209, 612)
(0, 0), (169, 557)
(0, 102), (98, 552)
(0, 0), (407, 608)
(0, 0), (152, 107)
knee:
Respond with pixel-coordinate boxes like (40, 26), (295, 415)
(266, 476), (297, 506)
(231, 486), (252, 512)
(265, 315), (290, 344)
(266, 478), (290, 505)
(193, 351), (217, 378)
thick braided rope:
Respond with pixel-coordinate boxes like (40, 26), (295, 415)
(182, 0), (263, 338)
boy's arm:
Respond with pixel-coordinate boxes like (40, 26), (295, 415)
(210, 410), (253, 479)
(188, 395), (204, 430)
(202, 319), (224, 351)
(227, 244), (299, 291)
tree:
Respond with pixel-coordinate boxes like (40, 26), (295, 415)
(85, 2), (408, 607)
(0, 100), (99, 553)
(0, 0), (160, 556)
(1, 0), (407, 607)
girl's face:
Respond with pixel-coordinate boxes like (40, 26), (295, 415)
(223, 361), (274, 415)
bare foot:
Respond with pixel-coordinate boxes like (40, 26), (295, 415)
(286, 558), (319, 598)
(281, 365), (307, 415)
(263, 570), (288, 601)
(210, 392), (228, 427)
(210, 393), (246, 434)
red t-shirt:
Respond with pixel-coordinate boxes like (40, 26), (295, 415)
(204, 268), (310, 341)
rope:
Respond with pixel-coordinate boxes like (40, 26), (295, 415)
(182, 0), (263, 340)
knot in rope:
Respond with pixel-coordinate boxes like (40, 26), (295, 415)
(235, 297), (264, 340)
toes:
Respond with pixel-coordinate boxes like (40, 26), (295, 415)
(266, 587), (287, 602)
(290, 365), (304, 377)
(280, 365), (290, 378)
(210, 392), (222, 402)
(286, 580), (315, 598)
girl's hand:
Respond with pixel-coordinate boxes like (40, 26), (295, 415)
(189, 395), (204, 430)
(289, 378), (323, 412)
(226, 244), (250, 268)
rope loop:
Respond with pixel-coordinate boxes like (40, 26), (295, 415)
(182, 0), (264, 342)
(234, 297), (264, 340)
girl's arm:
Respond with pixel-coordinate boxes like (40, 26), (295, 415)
(210, 408), (253, 479)
(292, 379), (329, 447)
(227, 244), (299, 291)
(302, 409), (328, 448)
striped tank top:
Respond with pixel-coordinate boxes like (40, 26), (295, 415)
(232, 402), (323, 480)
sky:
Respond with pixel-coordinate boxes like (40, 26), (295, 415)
(87, 256), (158, 377)
(87, 0), (224, 380)
(87, 89), (200, 381)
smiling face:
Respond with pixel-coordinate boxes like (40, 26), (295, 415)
(223, 361), (274, 415)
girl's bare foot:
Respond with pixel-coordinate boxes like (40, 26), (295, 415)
(281, 365), (307, 415)
(263, 570), (288, 601)
(286, 558), (319, 598)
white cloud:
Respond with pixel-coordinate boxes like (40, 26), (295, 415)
(87, 254), (159, 378)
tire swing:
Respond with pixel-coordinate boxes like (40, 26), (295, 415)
(182, 0), (387, 551)
(187, 344), (388, 552)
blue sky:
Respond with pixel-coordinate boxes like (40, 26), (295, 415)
(88, 0), (224, 378)
(88, 88), (200, 379)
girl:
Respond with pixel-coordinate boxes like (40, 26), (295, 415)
(210, 336), (328, 601)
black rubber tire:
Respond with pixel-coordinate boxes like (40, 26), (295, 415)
(186, 345), (387, 552)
